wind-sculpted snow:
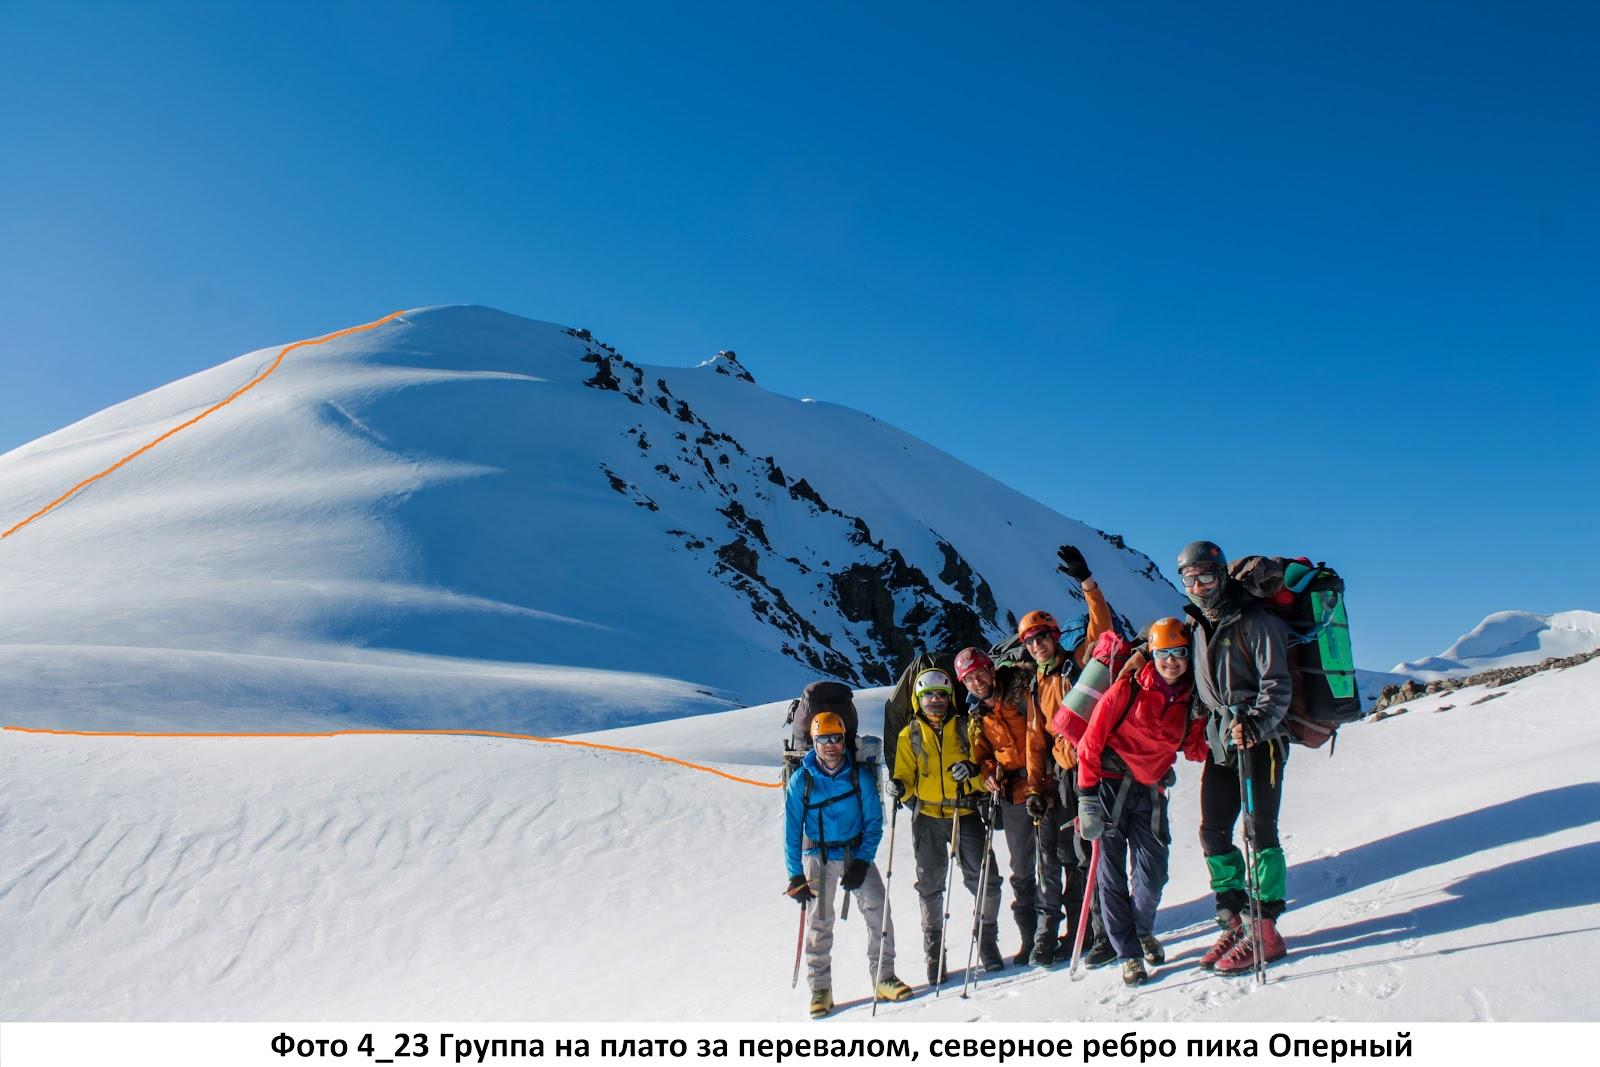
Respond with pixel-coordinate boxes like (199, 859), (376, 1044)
(0, 305), (1177, 732)
(3, 659), (1598, 1021)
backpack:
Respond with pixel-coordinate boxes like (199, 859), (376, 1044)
(1052, 629), (1138, 739)
(1228, 555), (1360, 749)
(783, 680), (875, 787)
(882, 651), (960, 777)
(988, 614), (1092, 672)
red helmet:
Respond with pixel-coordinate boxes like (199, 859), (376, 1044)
(953, 647), (993, 681)
(1147, 617), (1189, 651)
(1017, 609), (1059, 643)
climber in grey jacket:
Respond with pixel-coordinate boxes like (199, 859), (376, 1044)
(1178, 540), (1294, 975)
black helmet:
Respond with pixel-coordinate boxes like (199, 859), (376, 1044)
(1176, 540), (1229, 612)
(1176, 540), (1226, 571)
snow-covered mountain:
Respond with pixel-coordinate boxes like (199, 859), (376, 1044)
(4, 656), (1596, 1021)
(0, 306), (1178, 734)
(1393, 610), (1600, 680)
(5, 305), (1598, 1025)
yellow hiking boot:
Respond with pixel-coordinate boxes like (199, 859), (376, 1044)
(875, 975), (914, 1002)
(809, 988), (834, 1019)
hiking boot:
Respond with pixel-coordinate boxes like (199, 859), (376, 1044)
(875, 975), (914, 1002)
(1014, 920), (1037, 967)
(1199, 912), (1245, 971)
(980, 932), (1005, 973)
(809, 988), (834, 1019)
(1213, 917), (1288, 975)
(1121, 957), (1149, 986)
(1083, 939), (1118, 969)
(1030, 923), (1059, 966)
(1139, 935), (1166, 966)
(923, 929), (946, 985)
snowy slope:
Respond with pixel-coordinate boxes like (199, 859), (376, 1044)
(4, 658), (1597, 1022)
(1394, 610), (1600, 679)
(0, 306), (1177, 734)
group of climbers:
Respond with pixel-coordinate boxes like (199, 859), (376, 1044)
(782, 540), (1296, 1018)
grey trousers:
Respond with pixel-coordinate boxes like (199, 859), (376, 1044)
(803, 855), (896, 992)
(996, 795), (1045, 935)
(911, 810), (1002, 937)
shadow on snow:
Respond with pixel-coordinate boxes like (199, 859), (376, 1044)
(1155, 782), (1600, 953)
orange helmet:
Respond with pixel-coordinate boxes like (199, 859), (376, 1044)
(810, 711), (847, 740)
(1147, 617), (1189, 651)
(1017, 609), (1059, 642)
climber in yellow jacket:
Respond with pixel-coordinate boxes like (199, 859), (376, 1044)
(887, 668), (1005, 982)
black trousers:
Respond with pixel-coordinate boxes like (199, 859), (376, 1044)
(1199, 739), (1288, 919)
(1038, 765), (1105, 943)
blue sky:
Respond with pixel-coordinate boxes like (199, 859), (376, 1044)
(2, 1), (1596, 669)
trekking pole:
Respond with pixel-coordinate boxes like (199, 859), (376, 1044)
(1068, 838), (1102, 979)
(935, 807), (961, 996)
(1239, 743), (1267, 985)
(841, 889), (851, 922)
(871, 798), (901, 1018)
(791, 898), (807, 989)
(961, 792), (1000, 998)
(1033, 799), (1051, 963)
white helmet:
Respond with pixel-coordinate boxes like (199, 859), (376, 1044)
(913, 669), (954, 710)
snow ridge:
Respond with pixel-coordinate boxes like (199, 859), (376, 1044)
(1394, 609), (1600, 679)
(0, 305), (1178, 734)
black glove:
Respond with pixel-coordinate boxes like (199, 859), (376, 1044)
(1025, 793), (1050, 820)
(840, 858), (869, 891)
(950, 759), (978, 783)
(886, 778), (907, 800)
(1077, 794), (1106, 841)
(1055, 544), (1092, 582)
(785, 874), (815, 903)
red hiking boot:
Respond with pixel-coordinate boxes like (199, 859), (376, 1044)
(1198, 912), (1244, 971)
(1213, 917), (1288, 975)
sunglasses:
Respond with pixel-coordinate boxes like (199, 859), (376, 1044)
(814, 733), (845, 746)
(1151, 647), (1189, 661)
(1179, 569), (1221, 589)
(1021, 629), (1056, 645)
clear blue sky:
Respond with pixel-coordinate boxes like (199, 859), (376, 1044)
(3, 1), (1596, 669)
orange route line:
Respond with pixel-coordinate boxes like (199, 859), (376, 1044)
(1, 725), (783, 789)
(0, 308), (783, 792)
(2, 309), (408, 540)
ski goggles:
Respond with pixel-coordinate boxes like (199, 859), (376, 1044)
(1151, 647), (1190, 661)
(1179, 568), (1222, 589)
(813, 733), (846, 746)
